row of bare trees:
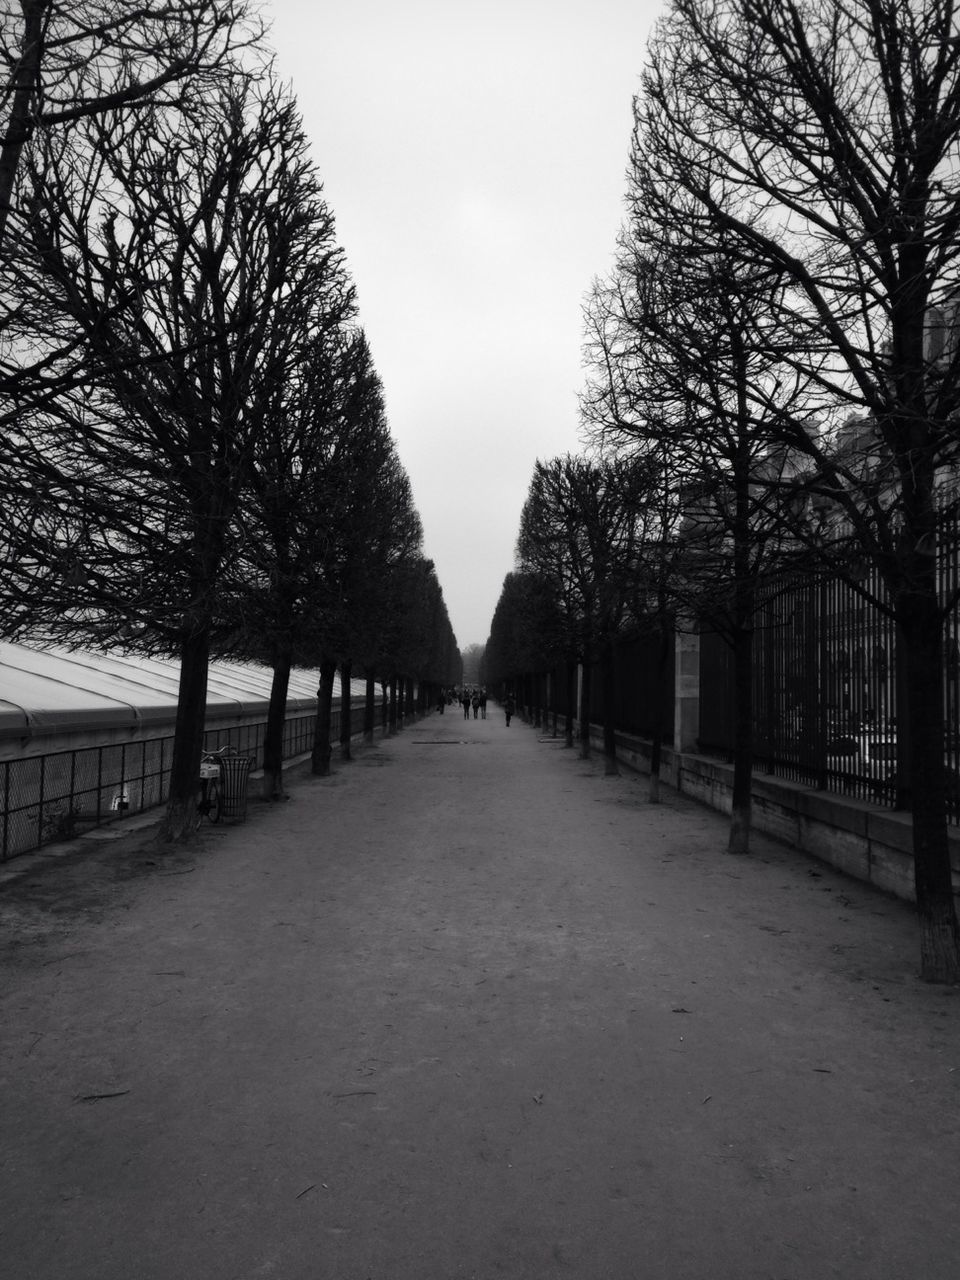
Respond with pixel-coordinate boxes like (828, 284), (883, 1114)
(0, 1), (459, 841)
(489, 0), (960, 983)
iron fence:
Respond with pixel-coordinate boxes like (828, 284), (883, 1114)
(750, 567), (899, 804)
(0, 699), (370, 863)
(700, 549), (960, 820)
(525, 628), (676, 743)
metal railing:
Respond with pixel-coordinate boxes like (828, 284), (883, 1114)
(507, 536), (960, 822)
(697, 555), (960, 820)
(0, 701), (368, 862)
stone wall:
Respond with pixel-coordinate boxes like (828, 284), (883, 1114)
(582, 723), (960, 905)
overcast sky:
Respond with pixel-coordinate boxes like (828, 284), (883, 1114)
(266, 0), (665, 650)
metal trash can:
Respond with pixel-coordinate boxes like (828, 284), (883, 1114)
(217, 752), (253, 821)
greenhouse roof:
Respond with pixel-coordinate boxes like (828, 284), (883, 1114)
(0, 643), (365, 743)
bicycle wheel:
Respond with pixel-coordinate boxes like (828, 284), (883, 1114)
(206, 780), (222, 824)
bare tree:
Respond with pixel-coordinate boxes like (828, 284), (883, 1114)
(517, 454), (655, 774)
(631, 0), (960, 979)
(227, 321), (365, 798)
(296, 339), (424, 777)
(0, 0), (259, 245)
(485, 569), (569, 731)
(583, 216), (818, 849)
(1, 73), (347, 840)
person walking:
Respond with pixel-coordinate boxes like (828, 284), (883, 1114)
(462, 690), (472, 720)
(504, 693), (515, 727)
(472, 691), (480, 719)
(479, 689), (487, 719)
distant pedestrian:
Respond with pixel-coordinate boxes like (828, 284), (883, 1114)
(462, 690), (472, 719)
(504, 694), (515, 727)
(472, 692), (480, 719)
(480, 689), (487, 719)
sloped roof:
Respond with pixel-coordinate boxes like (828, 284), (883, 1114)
(0, 643), (367, 742)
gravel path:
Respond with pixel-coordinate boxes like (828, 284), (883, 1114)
(2, 708), (959, 1279)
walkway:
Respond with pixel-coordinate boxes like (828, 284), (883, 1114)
(2, 707), (959, 1279)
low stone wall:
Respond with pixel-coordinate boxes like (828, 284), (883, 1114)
(576, 722), (960, 905)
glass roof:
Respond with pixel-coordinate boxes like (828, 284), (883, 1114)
(0, 643), (370, 742)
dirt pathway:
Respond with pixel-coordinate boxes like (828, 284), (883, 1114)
(2, 708), (959, 1279)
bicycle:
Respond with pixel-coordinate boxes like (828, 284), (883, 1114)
(196, 749), (227, 826)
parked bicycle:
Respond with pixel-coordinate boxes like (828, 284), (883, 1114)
(196, 748), (229, 826)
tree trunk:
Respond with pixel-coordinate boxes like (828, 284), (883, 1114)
(157, 627), (210, 842)
(649, 748), (661, 804)
(728, 454), (756, 856)
(578, 655), (592, 759)
(388, 676), (398, 734)
(900, 593), (960, 982)
(364, 671), (376, 744)
(648, 608), (672, 805)
(727, 619), (754, 855)
(311, 657), (336, 776)
(601, 636), (619, 776)
(0, 2), (45, 248)
(565, 661), (576, 748)
(339, 660), (353, 762)
(262, 647), (292, 799)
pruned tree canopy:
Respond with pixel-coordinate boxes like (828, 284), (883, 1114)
(0, 0), (259, 243)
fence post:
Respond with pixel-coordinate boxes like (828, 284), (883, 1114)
(2, 762), (8, 861)
(674, 622), (700, 759)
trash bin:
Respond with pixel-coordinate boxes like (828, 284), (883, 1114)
(217, 752), (253, 821)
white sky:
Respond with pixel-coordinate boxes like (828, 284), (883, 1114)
(265, 0), (665, 649)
